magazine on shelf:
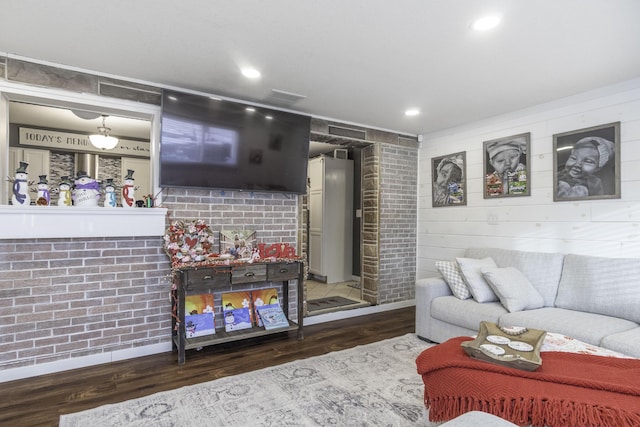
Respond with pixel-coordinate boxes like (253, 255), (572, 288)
(184, 294), (216, 337)
(222, 291), (253, 332)
(251, 287), (280, 327)
(256, 304), (289, 330)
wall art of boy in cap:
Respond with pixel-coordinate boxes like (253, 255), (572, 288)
(484, 134), (529, 197)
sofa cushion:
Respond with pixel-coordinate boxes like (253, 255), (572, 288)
(436, 260), (472, 299)
(431, 296), (507, 331)
(464, 248), (564, 306)
(555, 254), (640, 324)
(499, 307), (638, 347)
(599, 327), (640, 358)
(456, 257), (498, 302)
(481, 267), (544, 312)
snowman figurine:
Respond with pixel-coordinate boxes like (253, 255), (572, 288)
(103, 178), (117, 207)
(121, 169), (137, 208)
(11, 161), (31, 206)
(57, 176), (73, 206)
(35, 175), (50, 206)
(72, 171), (101, 207)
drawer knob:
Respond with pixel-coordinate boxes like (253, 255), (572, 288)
(279, 268), (289, 273)
(244, 272), (255, 278)
(202, 275), (213, 280)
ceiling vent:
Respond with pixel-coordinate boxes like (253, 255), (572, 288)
(328, 125), (366, 141)
(263, 89), (307, 106)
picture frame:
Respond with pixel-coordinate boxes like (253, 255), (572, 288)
(432, 151), (466, 207)
(483, 133), (530, 198)
(553, 122), (620, 202)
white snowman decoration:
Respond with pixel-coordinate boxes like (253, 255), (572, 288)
(57, 176), (73, 206)
(72, 171), (101, 207)
(103, 178), (117, 207)
(11, 161), (31, 206)
(121, 169), (137, 208)
(35, 175), (51, 206)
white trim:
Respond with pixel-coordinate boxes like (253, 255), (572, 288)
(0, 205), (167, 239)
(303, 299), (416, 326)
(0, 342), (172, 383)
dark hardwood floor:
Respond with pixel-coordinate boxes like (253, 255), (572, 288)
(1, 307), (415, 427)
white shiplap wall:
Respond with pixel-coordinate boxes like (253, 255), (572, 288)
(416, 78), (640, 279)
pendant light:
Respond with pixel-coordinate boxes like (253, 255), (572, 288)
(89, 115), (119, 150)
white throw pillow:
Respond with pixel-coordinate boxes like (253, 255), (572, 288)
(455, 257), (498, 303)
(435, 260), (472, 299)
(481, 266), (544, 312)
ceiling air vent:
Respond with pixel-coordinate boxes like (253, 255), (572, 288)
(264, 89), (307, 106)
(328, 125), (366, 140)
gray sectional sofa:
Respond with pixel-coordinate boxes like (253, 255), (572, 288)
(415, 247), (640, 358)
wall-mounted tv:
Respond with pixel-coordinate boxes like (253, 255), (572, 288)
(160, 89), (311, 194)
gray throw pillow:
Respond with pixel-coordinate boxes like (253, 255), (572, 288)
(435, 260), (472, 299)
(455, 257), (498, 302)
(481, 266), (544, 312)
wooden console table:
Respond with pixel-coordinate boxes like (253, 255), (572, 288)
(172, 260), (304, 364)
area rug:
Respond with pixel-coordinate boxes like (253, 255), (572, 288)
(306, 296), (360, 312)
(60, 334), (434, 427)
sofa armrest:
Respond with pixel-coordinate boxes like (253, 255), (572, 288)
(415, 277), (452, 339)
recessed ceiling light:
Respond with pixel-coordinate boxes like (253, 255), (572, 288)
(245, 107), (256, 112)
(241, 68), (261, 79)
(168, 95), (178, 101)
(265, 115), (273, 120)
(471, 15), (501, 31)
(405, 109), (420, 116)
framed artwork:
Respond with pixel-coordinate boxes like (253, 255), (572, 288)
(220, 229), (257, 258)
(432, 151), (466, 207)
(553, 122), (620, 201)
(483, 133), (530, 198)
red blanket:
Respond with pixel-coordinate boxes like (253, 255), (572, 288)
(416, 337), (640, 427)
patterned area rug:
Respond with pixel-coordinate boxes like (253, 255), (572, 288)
(60, 334), (435, 426)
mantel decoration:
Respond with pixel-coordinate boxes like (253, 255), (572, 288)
(164, 220), (301, 271)
(163, 219), (216, 267)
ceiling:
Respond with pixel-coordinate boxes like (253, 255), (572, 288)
(2, 1), (640, 138)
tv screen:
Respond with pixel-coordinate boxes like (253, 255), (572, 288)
(160, 89), (311, 194)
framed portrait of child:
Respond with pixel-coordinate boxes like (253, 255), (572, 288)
(431, 151), (466, 207)
(483, 133), (531, 198)
(553, 122), (620, 202)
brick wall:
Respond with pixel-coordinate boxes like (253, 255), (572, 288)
(378, 141), (418, 303)
(0, 188), (303, 374)
(0, 236), (169, 371)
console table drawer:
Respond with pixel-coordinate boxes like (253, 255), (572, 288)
(232, 265), (267, 284)
(183, 268), (230, 290)
(268, 263), (300, 281)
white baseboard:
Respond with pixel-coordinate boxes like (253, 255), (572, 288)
(303, 299), (415, 326)
(0, 342), (173, 383)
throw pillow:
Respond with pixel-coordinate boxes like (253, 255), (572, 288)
(455, 257), (498, 303)
(481, 266), (544, 312)
(435, 260), (472, 299)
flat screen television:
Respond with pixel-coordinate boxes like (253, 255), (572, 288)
(159, 89), (311, 194)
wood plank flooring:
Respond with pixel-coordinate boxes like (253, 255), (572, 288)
(0, 307), (416, 427)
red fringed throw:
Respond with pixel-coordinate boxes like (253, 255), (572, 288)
(416, 337), (640, 427)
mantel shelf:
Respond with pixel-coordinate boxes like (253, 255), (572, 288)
(0, 205), (168, 239)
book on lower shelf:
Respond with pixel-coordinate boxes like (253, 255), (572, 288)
(251, 287), (280, 327)
(184, 294), (216, 337)
(222, 291), (253, 332)
(256, 304), (290, 330)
